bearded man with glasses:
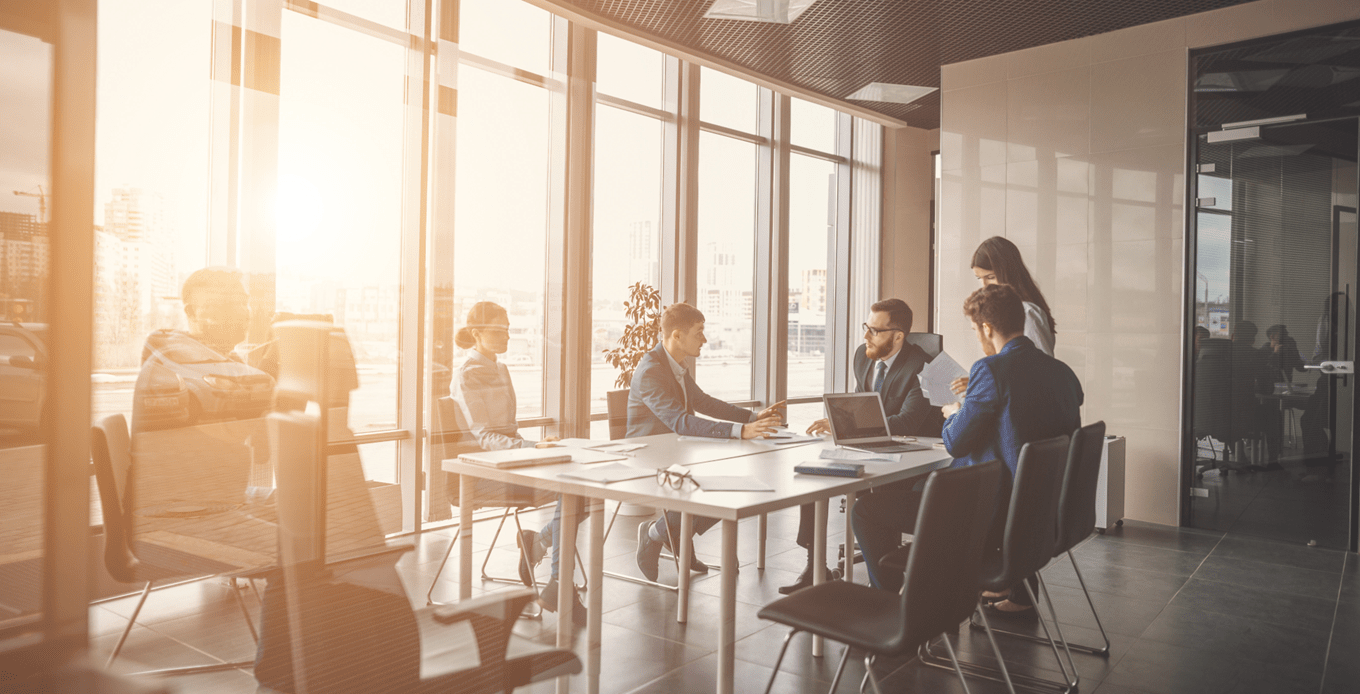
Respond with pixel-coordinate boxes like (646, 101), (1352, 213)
(781, 298), (943, 594)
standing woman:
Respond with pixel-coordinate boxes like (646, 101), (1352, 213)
(447, 301), (585, 623)
(970, 236), (1057, 355)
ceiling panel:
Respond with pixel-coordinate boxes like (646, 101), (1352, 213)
(557, 0), (1260, 128)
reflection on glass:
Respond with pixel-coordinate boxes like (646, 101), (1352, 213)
(700, 67), (758, 133)
(0, 22), (52, 629)
(306, 0), (406, 32)
(278, 14), (404, 437)
(591, 105), (663, 412)
(787, 154), (836, 397)
(454, 65), (551, 418)
(596, 33), (665, 110)
(459, 0), (552, 74)
(790, 97), (836, 152)
(697, 132), (756, 401)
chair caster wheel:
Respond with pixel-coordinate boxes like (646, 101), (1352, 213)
(1095, 528), (1105, 535)
(1115, 520), (1123, 527)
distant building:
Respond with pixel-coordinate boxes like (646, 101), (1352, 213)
(628, 221), (660, 291)
(103, 188), (177, 325)
(0, 212), (48, 321)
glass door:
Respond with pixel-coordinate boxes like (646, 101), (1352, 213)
(1188, 118), (1359, 550)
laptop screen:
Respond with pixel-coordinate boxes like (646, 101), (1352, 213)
(823, 392), (890, 442)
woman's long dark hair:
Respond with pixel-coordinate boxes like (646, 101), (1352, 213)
(971, 236), (1056, 335)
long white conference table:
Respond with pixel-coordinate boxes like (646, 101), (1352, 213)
(442, 433), (953, 694)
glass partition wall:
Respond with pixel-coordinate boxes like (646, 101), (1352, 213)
(82, 0), (881, 540)
(1186, 22), (1360, 550)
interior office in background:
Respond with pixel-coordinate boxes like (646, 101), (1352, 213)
(6, 0), (1360, 691)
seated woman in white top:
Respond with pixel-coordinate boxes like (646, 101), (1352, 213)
(449, 301), (585, 624)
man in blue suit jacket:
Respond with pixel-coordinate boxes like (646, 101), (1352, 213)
(629, 302), (783, 582)
(853, 284), (1082, 602)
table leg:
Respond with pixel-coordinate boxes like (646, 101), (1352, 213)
(843, 492), (855, 584)
(717, 519), (738, 694)
(757, 513), (767, 570)
(587, 499), (604, 694)
(677, 512), (694, 623)
(812, 498), (828, 657)
(458, 476), (474, 601)
(558, 494), (581, 694)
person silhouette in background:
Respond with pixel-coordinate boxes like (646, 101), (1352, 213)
(445, 301), (585, 623)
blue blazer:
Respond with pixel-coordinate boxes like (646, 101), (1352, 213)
(626, 343), (755, 439)
(942, 336), (1083, 477)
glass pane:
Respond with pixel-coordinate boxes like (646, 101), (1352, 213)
(459, 0), (552, 75)
(787, 154), (836, 398)
(454, 65), (551, 419)
(596, 33), (665, 111)
(1188, 123), (1359, 550)
(0, 25), (51, 628)
(700, 67), (758, 134)
(591, 105), (663, 413)
(93, 0), (213, 427)
(278, 13), (404, 437)
(697, 132), (756, 401)
(309, 0), (406, 32)
(790, 97), (836, 152)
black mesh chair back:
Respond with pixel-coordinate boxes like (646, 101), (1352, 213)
(1056, 421), (1107, 554)
(899, 460), (1005, 649)
(905, 333), (943, 360)
(983, 435), (1069, 590)
(606, 389), (630, 440)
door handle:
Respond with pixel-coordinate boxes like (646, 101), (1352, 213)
(1304, 361), (1354, 374)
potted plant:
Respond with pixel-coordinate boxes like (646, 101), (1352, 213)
(601, 282), (661, 437)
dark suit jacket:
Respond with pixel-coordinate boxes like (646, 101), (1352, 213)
(852, 342), (944, 437)
(626, 343), (755, 438)
(942, 336), (1083, 477)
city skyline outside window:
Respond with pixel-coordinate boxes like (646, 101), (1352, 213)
(697, 132), (757, 402)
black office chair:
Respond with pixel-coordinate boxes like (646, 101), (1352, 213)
(905, 332), (943, 360)
(1193, 339), (1233, 475)
(972, 422), (1112, 656)
(91, 414), (260, 676)
(259, 407), (580, 694)
(919, 435), (1074, 694)
(757, 460), (1006, 694)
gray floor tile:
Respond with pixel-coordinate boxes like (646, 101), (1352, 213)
(1209, 534), (1347, 574)
(1095, 519), (1223, 556)
(1193, 552), (1344, 601)
(1071, 538), (1209, 578)
(1169, 577), (1337, 633)
(1139, 603), (1331, 671)
(1105, 638), (1321, 694)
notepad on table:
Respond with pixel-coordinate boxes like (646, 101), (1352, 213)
(794, 461), (866, 478)
(461, 448), (573, 469)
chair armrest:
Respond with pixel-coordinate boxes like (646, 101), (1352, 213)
(431, 588), (535, 625)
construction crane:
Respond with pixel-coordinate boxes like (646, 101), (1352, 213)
(12, 185), (46, 224)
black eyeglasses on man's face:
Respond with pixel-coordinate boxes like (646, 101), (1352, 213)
(862, 323), (902, 338)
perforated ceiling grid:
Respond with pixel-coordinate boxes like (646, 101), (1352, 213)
(562, 0), (1259, 128)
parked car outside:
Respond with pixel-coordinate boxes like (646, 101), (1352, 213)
(0, 322), (46, 440)
(137, 330), (275, 428)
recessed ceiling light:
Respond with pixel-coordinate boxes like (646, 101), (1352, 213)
(703, 0), (820, 24)
(846, 83), (937, 105)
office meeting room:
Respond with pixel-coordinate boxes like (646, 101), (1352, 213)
(8, 0), (1360, 693)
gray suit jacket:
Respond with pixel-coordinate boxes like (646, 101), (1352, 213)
(626, 343), (755, 439)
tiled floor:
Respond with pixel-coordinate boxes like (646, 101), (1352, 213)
(94, 507), (1359, 693)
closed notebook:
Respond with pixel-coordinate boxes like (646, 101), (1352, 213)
(794, 461), (866, 478)
(461, 448), (573, 469)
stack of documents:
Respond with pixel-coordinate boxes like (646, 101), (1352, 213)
(918, 351), (970, 407)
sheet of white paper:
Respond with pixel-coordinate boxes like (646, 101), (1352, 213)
(557, 462), (654, 483)
(756, 432), (823, 446)
(677, 435), (733, 443)
(918, 351), (970, 407)
(553, 439), (647, 454)
(819, 447), (901, 464)
(691, 475), (775, 492)
(567, 448), (629, 464)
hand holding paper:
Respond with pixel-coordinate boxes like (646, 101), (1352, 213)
(918, 351), (970, 407)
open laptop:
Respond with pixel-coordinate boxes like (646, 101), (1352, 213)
(822, 392), (931, 454)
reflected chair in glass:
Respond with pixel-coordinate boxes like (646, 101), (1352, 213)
(919, 435), (1075, 693)
(425, 396), (583, 609)
(756, 460), (1006, 694)
(970, 422), (1112, 657)
(91, 413), (261, 676)
(262, 404), (580, 694)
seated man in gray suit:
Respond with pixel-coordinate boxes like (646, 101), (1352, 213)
(630, 302), (783, 581)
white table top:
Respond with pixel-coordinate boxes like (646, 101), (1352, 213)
(443, 433), (954, 521)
